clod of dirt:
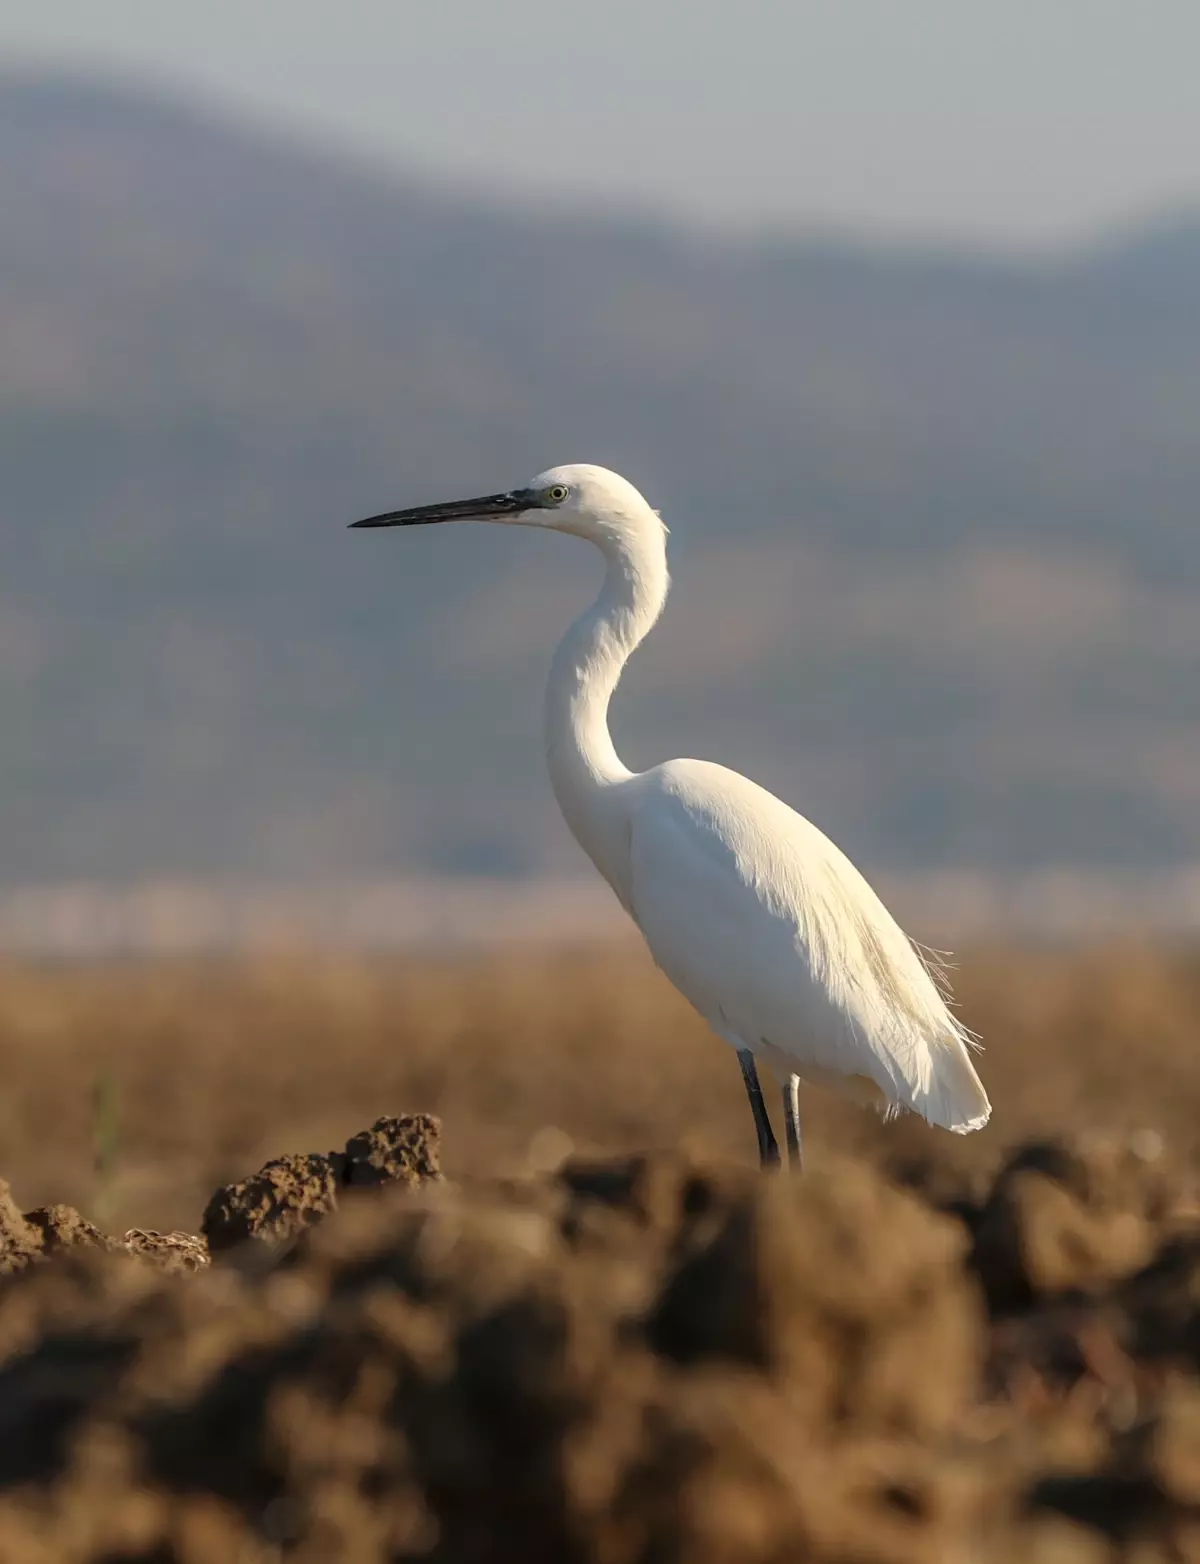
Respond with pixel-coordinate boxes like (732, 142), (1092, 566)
(649, 1153), (979, 1437)
(28, 1203), (119, 1253)
(201, 1112), (442, 1254)
(122, 1229), (211, 1273)
(1, 1189), (121, 1275)
(201, 1150), (342, 1255)
(342, 1111), (443, 1188)
(972, 1136), (1196, 1315)
(0, 1180), (37, 1274)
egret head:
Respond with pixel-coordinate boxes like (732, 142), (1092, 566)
(350, 463), (664, 551)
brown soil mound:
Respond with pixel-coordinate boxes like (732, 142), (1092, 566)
(0, 1115), (1198, 1562)
(200, 1112), (444, 1254)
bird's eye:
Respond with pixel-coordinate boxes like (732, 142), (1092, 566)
(547, 484), (569, 503)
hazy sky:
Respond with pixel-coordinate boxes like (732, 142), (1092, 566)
(4, 1), (1199, 250)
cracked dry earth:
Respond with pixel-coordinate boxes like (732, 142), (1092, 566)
(1, 1112), (1199, 1562)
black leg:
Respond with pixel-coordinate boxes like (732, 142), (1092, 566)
(737, 1049), (780, 1168)
(782, 1074), (803, 1173)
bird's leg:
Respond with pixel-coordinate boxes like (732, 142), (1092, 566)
(737, 1049), (780, 1169)
(782, 1073), (803, 1173)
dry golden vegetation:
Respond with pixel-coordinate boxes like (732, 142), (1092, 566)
(1, 937), (1199, 1234)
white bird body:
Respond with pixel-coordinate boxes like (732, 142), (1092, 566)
(352, 461), (991, 1163)
(622, 758), (989, 1131)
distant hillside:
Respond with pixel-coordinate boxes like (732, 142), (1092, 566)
(2, 71), (1200, 882)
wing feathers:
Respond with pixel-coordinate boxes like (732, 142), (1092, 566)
(627, 759), (991, 1133)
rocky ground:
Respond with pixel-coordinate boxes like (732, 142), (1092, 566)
(2, 1110), (1199, 1562)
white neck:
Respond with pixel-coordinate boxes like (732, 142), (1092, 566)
(544, 520), (669, 889)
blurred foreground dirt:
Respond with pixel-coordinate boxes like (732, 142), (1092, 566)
(2, 1109), (1200, 1560)
(1, 941), (1199, 1560)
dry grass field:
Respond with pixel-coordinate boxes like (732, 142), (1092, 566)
(1, 936), (1198, 1234)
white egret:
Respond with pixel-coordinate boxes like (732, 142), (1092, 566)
(351, 465), (991, 1169)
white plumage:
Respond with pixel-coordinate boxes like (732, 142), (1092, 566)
(352, 462), (991, 1167)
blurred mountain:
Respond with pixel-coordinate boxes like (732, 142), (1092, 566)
(2, 71), (1200, 882)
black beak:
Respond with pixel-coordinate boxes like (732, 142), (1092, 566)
(349, 489), (532, 529)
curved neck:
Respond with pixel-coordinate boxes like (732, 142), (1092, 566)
(544, 523), (669, 858)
